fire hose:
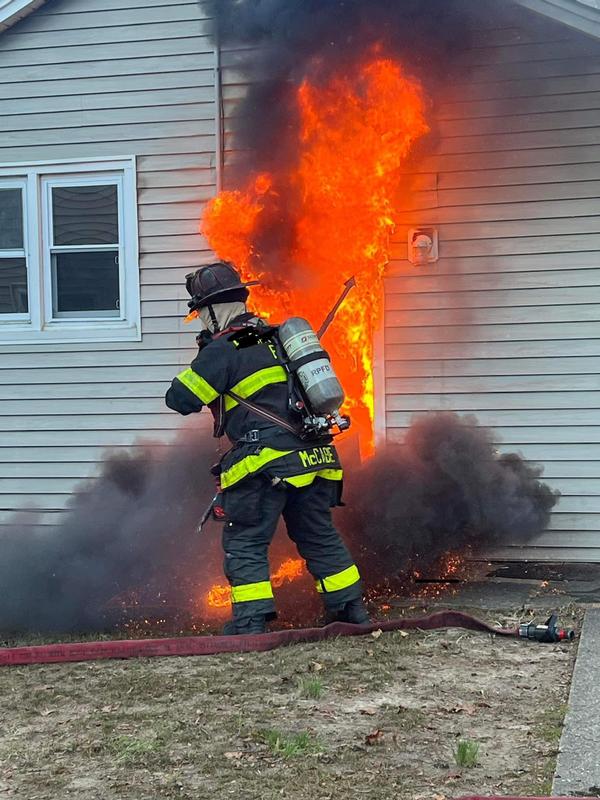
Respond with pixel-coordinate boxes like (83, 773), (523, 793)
(0, 611), (574, 667)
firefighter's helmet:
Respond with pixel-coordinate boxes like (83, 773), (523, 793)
(185, 261), (258, 312)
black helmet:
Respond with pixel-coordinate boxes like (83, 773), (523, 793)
(185, 261), (259, 312)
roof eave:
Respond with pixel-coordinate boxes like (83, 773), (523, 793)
(512, 0), (600, 40)
(0, 0), (46, 33)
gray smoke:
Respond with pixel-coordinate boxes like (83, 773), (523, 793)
(0, 428), (218, 634)
(341, 413), (559, 585)
(211, 0), (488, 178)
(0, 413), (558, 634)
(207, 0), (500, 277)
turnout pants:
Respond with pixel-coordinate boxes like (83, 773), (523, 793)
(221, 475), (362, 621)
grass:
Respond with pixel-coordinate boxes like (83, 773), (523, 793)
(0, 609), (579, 800)
(108, 733), (165, 765)
(454, 739), (480, 768)
(260, 729), (322, 758)
(298, 676), (324, 699)
(520, 702), (569, 796)
(537, 703), (568, 744)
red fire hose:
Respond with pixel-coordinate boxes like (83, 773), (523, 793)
(1, 611), (523, 667)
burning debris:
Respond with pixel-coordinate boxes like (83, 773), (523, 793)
(0, 414), (558, 635)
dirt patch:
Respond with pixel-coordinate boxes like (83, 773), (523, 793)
(0, 610), (577, 800)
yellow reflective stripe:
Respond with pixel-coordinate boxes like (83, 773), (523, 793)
(320, 469), (343, 481)
(176, 368), (219, 404)
(224, 366), (287, 411)
(220, 448), (293, 490)
(315, 564), (361, 594)
(231, 581), (274, 603)
(284, 469), (344, 488)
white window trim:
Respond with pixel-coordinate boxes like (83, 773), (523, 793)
(42, 173), (123, 323)
(0, 156), (140, 344)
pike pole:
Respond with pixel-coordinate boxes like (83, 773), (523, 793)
(317, 276), (356, 339)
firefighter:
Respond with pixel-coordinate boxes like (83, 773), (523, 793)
(165, 261), (369, 635)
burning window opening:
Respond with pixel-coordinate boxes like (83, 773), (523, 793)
(201, 56), (430, 457)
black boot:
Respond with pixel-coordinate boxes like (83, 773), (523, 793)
(222, 615), (268, 636)
(326, 599), (371, 626)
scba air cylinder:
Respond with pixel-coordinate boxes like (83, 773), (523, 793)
(278, 317), (345, 415)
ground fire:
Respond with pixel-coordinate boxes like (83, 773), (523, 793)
(202, 56), (430, 455)
(205, 557), (305, 613)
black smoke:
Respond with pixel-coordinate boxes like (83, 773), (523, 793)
(342, 412), (559, 584)
(206, 0), (500, 279)
(0, 413), (558, 634)
(209, 0), (494, 182)
(0, 428), (219, 635)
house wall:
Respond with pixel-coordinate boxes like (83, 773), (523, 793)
(0, 0), (215, 524)
(2, 0), (599, 562)
(383, 7), (600, 560)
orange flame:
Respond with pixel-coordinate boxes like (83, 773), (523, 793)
(205, 557), (306, 610)
(201, 56), (429, 454)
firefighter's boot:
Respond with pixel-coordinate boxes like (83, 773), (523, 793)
(326, 598), (371, 626)
(222, 615), (268, 636)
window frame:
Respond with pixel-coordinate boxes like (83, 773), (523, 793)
(0, 157), (140, 344)
(43, 173), (124, 323)
(0, 177), (29, 321)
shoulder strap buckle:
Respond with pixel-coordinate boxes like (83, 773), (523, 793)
(239, 429), (261, 444)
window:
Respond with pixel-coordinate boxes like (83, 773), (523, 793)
(0, 181), (27, 316)
(0, 158), (139, 343)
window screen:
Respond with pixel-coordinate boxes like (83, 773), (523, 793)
(0, 187), (27, 315)
(0, 258), (28, 314)
(52, 185), (118, 246)
(52, 251), (119, 314)
(0, 189), (23, 250)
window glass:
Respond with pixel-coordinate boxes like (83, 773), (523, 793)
(52, 251), (119, 316)
(0, 258), (28, 313)
(0, 188), (24, 249)
(52, 184), (118, 246)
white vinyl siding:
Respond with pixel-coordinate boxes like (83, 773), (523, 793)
(380, 8), (600, 560)
(0, 0), (215, 522)
(3, 0), (600, 566)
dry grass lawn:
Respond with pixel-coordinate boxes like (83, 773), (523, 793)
(0, 609), (577, 800)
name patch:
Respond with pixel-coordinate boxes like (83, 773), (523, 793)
(298, 446), (336, 468)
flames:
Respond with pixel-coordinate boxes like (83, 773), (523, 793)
(201, 56), (430, 454)
(205, 557), (306, 611)
(200, 55), (433, 615)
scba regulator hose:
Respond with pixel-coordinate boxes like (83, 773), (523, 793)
(0, 611), (531, 667)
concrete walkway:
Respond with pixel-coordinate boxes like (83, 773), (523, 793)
(553, 607), (600, 796)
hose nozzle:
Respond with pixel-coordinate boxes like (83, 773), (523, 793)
(518, 613), (575, 643)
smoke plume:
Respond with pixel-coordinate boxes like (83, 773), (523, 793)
(342, 413), (559, 584)
(211, 0), (487, 180)
(205, 0), (498, 278)
(0, 414), (558, 634)
(0, 428), (218, 634)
